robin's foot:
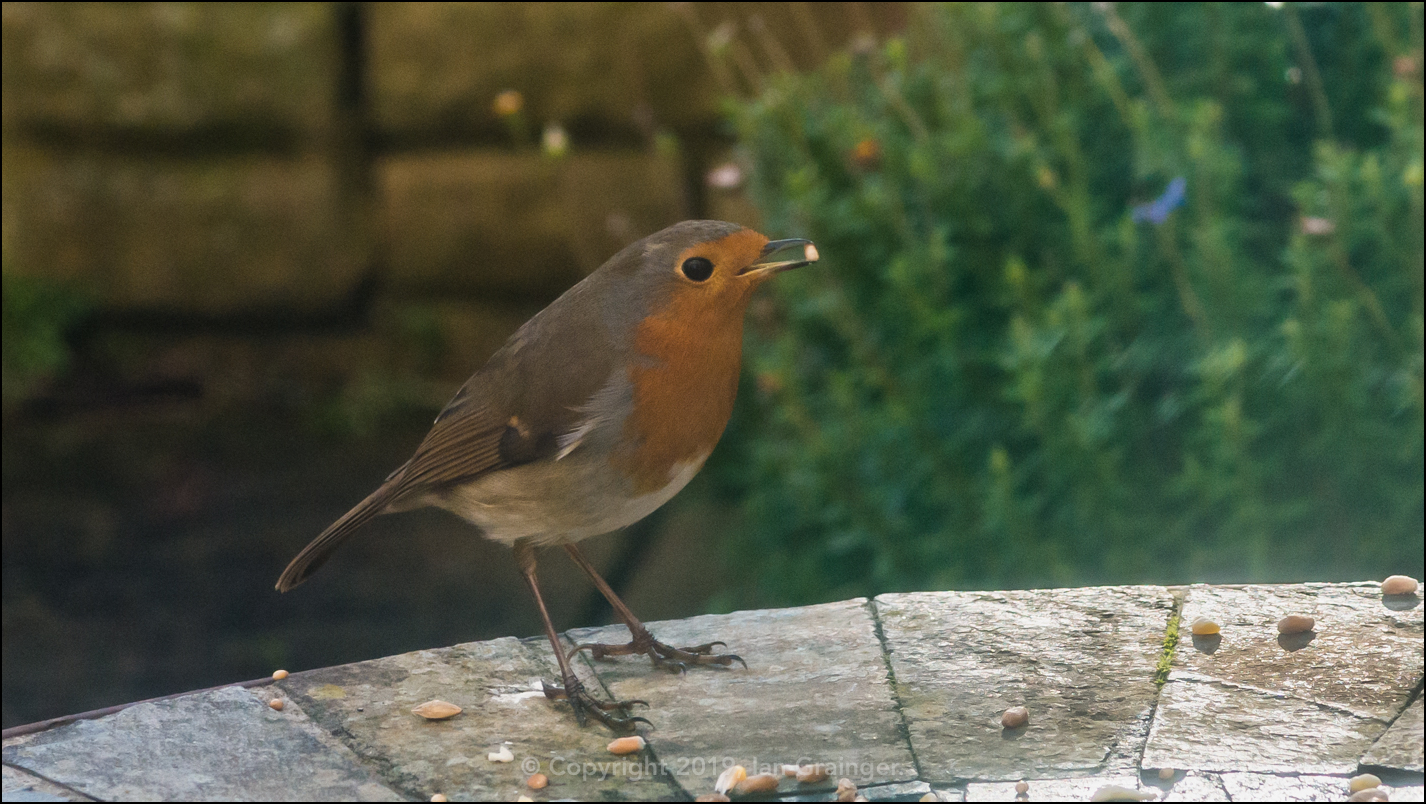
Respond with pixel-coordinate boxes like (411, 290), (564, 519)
(572, 634), (747, 674)
(542, 674), (650, 731)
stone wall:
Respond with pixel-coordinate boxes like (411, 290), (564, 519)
(3, 2), (905, 328)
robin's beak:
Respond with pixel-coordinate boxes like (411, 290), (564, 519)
(738, 238), (819, 278)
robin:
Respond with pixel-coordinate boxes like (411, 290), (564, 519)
(276, 220), (818, 729)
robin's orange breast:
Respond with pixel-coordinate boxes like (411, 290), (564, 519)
(617, 280), (753, 495)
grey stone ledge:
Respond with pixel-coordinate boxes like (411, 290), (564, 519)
(2, 686), (400, 802)
(2, 582), (1420, 802)
(1143, 582), (1423, 777)
(1362, 694), (1425, 774)
(2, 764), (93, 802)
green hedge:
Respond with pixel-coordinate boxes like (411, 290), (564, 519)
(710, 3), (1423, 606)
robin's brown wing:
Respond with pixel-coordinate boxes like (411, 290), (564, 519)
(392, 278), (625, 496)
(276, 288), (622, 592)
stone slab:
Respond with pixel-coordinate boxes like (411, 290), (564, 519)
(780, 779), (940, 802)
(1144, 676), (1386, 775)
(860, 780), (935, 801)
(1385, 783), (1426, 802)
(1218, 772), (1362, 801)
(4, 585), (1419, 802)
(2, 764), (90, 802)
(1362, 695), (1424, 773)
(570, 599), (918, 799)
(1143, 583), (1422, 775)
(1170, 584), (1423, 718)
(1149, 771), (1231, 801)
(278, 634), (681, 801)
(964, 775), (1142, 801)
(876, 587), (1174, 782)
(781, 779), (942, 802)
(0, 686), (400, 802)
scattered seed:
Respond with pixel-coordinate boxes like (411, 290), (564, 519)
(1089, 784), (1157, 801)
(836, 777), (857, 802)
(527, 773), (548, 790)
(920, 794), (938, 802)
(271, 669), (289, 680)
(1277, 615), (1315, 634)
(430, 795), (447, 803)
(733, 773), (780, 795)
(412, 700), (462, 720)
(1189, 617), (1220, 635)
(694, 795), (731, 803)
(797, 764), (830, 784)
(1015, 780), (1029, 793)
(516, 796), (533, 803)
(268, 699), (284, 711)
(487, 745), (514, 763)
(1349, 774), (1383, 793)
(714, 765), (747, 795)
(1347, 789), (1389, 802)
(1157, 767), (1175, 780)
(607, 735), (645, 755)
(1382, 575), (1418, 595)
(1001, 706), (1030, 729)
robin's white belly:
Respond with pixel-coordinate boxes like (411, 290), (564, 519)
(433, 450), (709, 546)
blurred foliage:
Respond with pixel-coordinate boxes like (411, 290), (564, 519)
(710, 3), (1424, 607)
(1, 272), (90, 410)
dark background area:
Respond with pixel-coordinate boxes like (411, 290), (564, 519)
(2, 2), (909, 729)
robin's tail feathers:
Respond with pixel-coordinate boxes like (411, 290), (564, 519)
(275, 484), (394, 592)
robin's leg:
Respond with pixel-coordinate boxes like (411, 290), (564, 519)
(564, 543), (746, 673)
(513, 539), (650, 731)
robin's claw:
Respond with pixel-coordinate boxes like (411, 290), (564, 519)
(657, 659), (688, 674)
(680, 641), (727, 655)
(585, 696), (649, 711)
(542, 678), (650, 731)
(570, 642), (604, 659)
(719, 653), (748, 669)
(574, 633), (746, 674)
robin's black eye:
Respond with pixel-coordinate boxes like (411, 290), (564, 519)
(681, 257), (714, 282)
